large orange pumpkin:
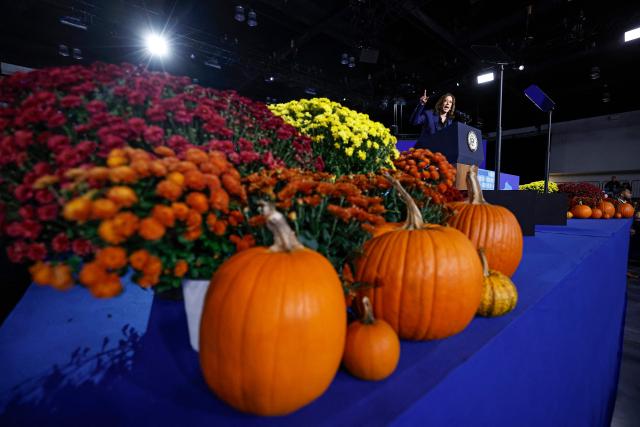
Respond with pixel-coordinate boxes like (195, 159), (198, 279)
(356, 177), (483, 340)
(590, 208), (603, 219)
(618, 202), (635, 218)
(199, 202), (346, 416)
(342, 296), (400, 381)
(598, 200), (615, 217)
(448, 166), (523, 277)
(572, 203), (592, 219)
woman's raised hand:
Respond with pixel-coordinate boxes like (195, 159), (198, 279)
(420, 89), (429, 105)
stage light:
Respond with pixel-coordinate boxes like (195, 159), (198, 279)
(264, 75), (275, 82)
(204, 57), (222, 69)
(348, 56), (356, 68)
(145, 33), (169, 58)
(341, 53), (349, 65)
(72, 48), (83, 60)
(234, 5), (245, 22)
(304, 87), (317, 96)
(624, 27), (640, 42)
(590, 66), (600, 80)
(477, 72), (494, 84)
(456, 82), (460, 87)
(247, 10), (258, 27)
(60, 15), (88, 30)
(58, 44), (70, 57)
(518, 64), (525, 71)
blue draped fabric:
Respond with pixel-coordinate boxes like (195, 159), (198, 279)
(0, 219), (631, 426)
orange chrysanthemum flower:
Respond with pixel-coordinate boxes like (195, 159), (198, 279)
(152, 205), (175, 227)
(79, 261), (108, 287)
(183, 227), (202, 241)
(212, 220), (227, 236)
(130, 160), (151, 178)
(209, 188), (229, 212)
(98, 220), (126, 244)
(185, 148), (208, 165)
(96, 246), (128, 270)
(139, 217), (166, 240)
(173, 260), (189, 277)
(206, 213), (218, 231)
(50, 264), (73, 291)
(63, 197), (92, 222)
(175, 161), (198, 174)
(167, 171), (185, 187)
(90, 273), (123, 298)
(149, 160), (168, 177)
(186, 192), (208, 214)
(91, 198), (119, 220)
(30, 262), (53, 286)
(112, 212), (140, 238)
(87, 167), (111, 182)
(107, 155), (128, 168)
(184, 170), (207, 190)
(107, 186), (138, 207)
(143, 255), (163, 276)
(156, 180), (183, 201)
(137, 273), (160, 288)
(154, 146), (175, 158)
(109, 166), (138, 184)
(171, 202), (190, 220)
(129, 249), (150, 271)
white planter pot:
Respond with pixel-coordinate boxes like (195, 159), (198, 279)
(181, 279), (210, 352)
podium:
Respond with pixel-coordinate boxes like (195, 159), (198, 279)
(414, 122), (483, 190)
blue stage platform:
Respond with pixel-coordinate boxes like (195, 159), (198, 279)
(0, 219), (631, 426)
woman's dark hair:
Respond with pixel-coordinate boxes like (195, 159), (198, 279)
(434, 93), (456, 119)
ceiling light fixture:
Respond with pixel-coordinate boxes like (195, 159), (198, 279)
(247, 10), (258, 27)
(144, 33), (169, 58)
(234, 5), (245, 22)
(624, 27), (640, 42)
(477, 72), (494, 84)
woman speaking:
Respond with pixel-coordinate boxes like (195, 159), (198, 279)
(410, 91), (456, 145)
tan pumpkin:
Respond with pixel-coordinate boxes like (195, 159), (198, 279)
(572, 203), (592, 219)
(477, 249), (518, 317)
(448, 165), (523, 277)
(343, 296), (400, 381)
(590, 208), (603, 219)
(356, 176), (483, 340)
(598, 200), (615, 217)
(566, 211), (573, 219)
(199, 202), (346, 416)
(618, 202), (635, 218)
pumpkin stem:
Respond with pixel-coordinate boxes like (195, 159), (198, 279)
(361, 296), (376, 325)
(466, 165), (487, 205)
(259, 201), (304, 253)
(478, 248), (489, 278)
(384, 173), (424, 230)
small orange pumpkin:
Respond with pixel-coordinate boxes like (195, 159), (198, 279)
(572, 203), (592, 219)
(566, 211), (574, 219)
(343, 296), (400, 381)
(448, 166), (523, 277)
(357, 176), (483, 340)
(590, 207), (603, 219)
(477, 249), (518, 317)
(615, 212), (622, 219)
(199, 202), (346, 416)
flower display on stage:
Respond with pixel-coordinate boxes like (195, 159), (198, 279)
(392, 148), (460, 202)
(0, 62), (321, 270)
(519, 180), (559, 193)
(557, 182), (604, 208)
(268, 98), (399, 175)
(242, 167), (452, 293)
(36, 146), (250, 296)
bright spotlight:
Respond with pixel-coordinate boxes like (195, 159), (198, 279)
(477, 72), (494, 84)
(624, 27), (640, 42)
(145, 33), (169, 58)
(518, 64), (525, 71)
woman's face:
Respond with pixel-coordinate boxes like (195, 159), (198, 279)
(441, 96), (453, 114)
